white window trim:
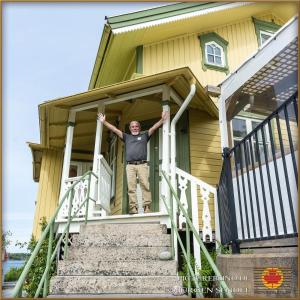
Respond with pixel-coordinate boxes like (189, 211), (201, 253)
(259, 30), (274, 45)
(231, 116), (273, 166)
(205, 41), (225, 67)
(231, 115), (270, 143)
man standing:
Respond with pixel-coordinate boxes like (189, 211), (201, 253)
(97, 112), (169, 214)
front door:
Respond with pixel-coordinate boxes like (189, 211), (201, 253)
(122, 111), (190, 214)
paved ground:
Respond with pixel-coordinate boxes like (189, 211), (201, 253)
(2, 287), (14, 298)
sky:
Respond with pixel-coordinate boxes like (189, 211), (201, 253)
(2, 2), (169, 253)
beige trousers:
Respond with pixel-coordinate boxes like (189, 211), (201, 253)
(126, 164), (152, 209)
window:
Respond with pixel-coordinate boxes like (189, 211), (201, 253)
(199, 32), (229, 74)
(232, 117), (272, 167)
(259, 30), (274, 45)
(205, 42), (224, 67)
(252, 17), (281, 47)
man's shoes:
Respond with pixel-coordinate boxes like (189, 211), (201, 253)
(129, 207), (138, 214)
(144, 205), (151, 213)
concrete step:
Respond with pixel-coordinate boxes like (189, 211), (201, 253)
(48, 293), (189, 298)
(57, 259), (177, 276)
(49, 275), (184, 295)
(79, 223), (167, 235)
(72, 233), (171, 247)
(67, 246), (171, 261)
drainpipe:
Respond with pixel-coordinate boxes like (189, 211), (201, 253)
(170, 80), (196, 261)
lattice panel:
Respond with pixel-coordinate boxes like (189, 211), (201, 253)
(241, 39), (298, 100)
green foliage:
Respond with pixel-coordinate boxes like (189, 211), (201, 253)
(4, 266), (24, 282)
(8, 253), (29, 260)
(215, 240), (232, 254)
(22, 217), (57, 298)
(179, 248), (217, 297)
(2, 230), (12, 250)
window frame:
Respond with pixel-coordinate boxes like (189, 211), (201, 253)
(205, 41), (225, 68)
(259, 30), (274, 45)
(198, 32), (229, 74)
(252, 17), (281, 47)
(231, 115), (273, 168)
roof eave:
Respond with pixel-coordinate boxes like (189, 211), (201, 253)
(88, 24), (112, 90)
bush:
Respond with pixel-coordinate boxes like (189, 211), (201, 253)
(4, 267), (24, 282)
(179, 241), (232, 297)
(179, 249), (217, 297)
(22, 217), (57, 298)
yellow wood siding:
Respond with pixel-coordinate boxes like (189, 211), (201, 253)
(189, 109), (223, 230)
(143, 14), (284, 90)
(274, 118), (298, 154)
(32, 149), (63, 238)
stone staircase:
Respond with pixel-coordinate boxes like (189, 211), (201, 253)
(49, 223), (186, 298)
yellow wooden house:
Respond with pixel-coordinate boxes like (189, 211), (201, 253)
(28, 1), (297, 252)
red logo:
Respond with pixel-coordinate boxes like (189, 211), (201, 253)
(261, 268), (284, 289)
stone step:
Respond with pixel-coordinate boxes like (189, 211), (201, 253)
(57, 259), (177, 276)
(67, 246), (171, 261)
(49, 275), (184, 295)
(72, 233), (171, 247)
(48, 293), (189, 298)
(79, 223), (167, 235)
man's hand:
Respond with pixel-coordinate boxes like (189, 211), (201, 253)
(149, 111), (170, 136)
(97, 113), (123, 139)
(161, 111), (169, 123)
(97, 113), (106, 123)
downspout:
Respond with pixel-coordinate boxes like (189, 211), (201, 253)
(170, 80), (196, 261)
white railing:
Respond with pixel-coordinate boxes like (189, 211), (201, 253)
(175, 167), (216, 242)
(96, 154), (113, 214)
(57, 155), (112, 221)
(58, 175), (92, 220)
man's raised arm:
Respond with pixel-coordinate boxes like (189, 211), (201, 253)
(97, 113), (123, 139)
(148, 111), (169, 136)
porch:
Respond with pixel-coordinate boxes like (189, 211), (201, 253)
(33, 67), (219, 238)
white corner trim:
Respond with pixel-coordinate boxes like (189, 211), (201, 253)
(112, 2), (254, 35)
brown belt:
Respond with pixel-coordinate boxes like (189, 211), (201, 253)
(127, 160), (148, 165)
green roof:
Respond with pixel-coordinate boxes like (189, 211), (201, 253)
(106, 2), (228, 29)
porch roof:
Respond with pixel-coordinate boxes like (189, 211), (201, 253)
(37, 67), (218, 148)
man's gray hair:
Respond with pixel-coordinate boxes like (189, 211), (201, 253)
(129, 120), (141, 128)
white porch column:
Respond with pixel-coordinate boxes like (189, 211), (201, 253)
(91, 104), (105, 216)
(219, 94), (229, 149)
(161, 85), (171, 215)
(59, 110), (76, 201)
(92, 104), (105, 172)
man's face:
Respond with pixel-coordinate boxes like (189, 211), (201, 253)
(129, 121), (141, 135)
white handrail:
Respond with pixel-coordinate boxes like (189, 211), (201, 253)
(175, 167), (216, 276)
(97, 154), (113, 214)
(175, 167), (216, 193)
(99, 154), (113, 176)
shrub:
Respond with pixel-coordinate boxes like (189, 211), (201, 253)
(21, 217), (57, 298)
(4, 267), (24, 282)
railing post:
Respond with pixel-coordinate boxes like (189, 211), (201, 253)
(185, 222), (192, 297)
(85, 173), (92, 224)
(64, 187), (74, 259)
(222, 147), (240, 254)
(43, 222), (53, 297)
